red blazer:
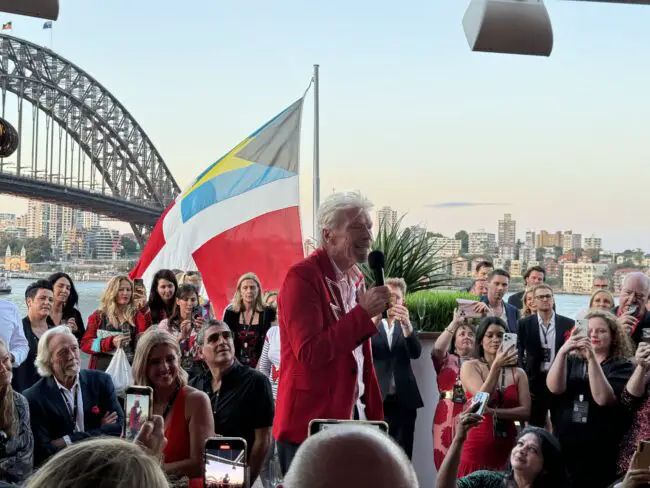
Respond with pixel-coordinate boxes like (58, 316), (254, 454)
(273, 248), (384, 445)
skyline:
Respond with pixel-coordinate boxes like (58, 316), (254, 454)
(0, 0), (649, 250)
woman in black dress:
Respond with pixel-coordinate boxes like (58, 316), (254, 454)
(47, 272), (86, 343)
(223, 272), (276, 368)
(546, 309), (634, 488)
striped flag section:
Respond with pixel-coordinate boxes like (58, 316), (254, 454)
(130, 98), (305, 316)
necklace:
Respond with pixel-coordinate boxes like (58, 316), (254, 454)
(160, 383), (181, 420)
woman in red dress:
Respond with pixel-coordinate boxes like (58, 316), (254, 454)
(457, 316), (531, 476)
(431, 309), (476, 469)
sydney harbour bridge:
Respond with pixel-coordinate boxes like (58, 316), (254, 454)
(0, 33), (180, 246)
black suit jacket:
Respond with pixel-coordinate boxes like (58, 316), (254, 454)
(517, 314), (575, 385)
(24, 369), (124, 466)
(371, 320), (424, 410)
(508, 291), (525, 311)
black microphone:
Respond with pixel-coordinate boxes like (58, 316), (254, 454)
(368, 250), (388, 319)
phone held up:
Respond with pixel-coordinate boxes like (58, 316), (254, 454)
(501, 333), (517, 353)
(633, 440), (650, 470)
(204, 437), (248, 488)
(470, 391), (490, 416)
(123, 386), (153, 442)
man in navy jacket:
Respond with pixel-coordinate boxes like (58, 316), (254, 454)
(475, 269), (520, 333)
(24, 326), (123, 466)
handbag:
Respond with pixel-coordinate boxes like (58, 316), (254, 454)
(105, 347), (133, 396)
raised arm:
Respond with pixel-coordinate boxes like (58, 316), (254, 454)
(433, 309), (463, 366)
(546, 328), (585, 395)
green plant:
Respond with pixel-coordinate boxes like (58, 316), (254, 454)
(360, 215), (454, 293)
(405, 290), (479, 332)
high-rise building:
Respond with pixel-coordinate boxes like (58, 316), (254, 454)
(0, 213), (15, 221)
(525, 231), (536, 249)
(468, 230), (496, 255)
(562, 232), (582, 251)
(436, 237), (462, 258)
(498, 246), (515, 260)
(498, 214), (516, 248)
(82, 211), (100, 230)
(510, 260), (523, 278)
(520, 246), (536, 264)
(584, 235), (602, 251)
(535, 230), (562, 248)
(26, 200), (47, 238)
(562, 263), (609, 293)
(376, 206), (397, 230)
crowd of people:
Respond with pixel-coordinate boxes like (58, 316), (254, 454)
(0, 190), (648, 487)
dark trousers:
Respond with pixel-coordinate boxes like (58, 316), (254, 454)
(383, 394), (417, 459)
(277, 440), (301, 476)
(529, 374), (554, 428)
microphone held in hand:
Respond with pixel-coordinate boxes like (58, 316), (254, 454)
(368, 250), (388, 319)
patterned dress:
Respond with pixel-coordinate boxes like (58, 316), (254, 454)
(457, 470), (508, 488)
(617, 387), (650, 476)
(0, 392), (34, 483)
(432, 353), (465, 469)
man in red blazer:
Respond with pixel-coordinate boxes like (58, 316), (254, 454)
(274, 191), (392, 474)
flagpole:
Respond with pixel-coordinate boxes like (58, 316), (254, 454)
(312, 64), (320, 239)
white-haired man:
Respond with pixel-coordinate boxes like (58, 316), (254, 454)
(615, 272), (650, 347)
(282, 424), (419, 488)
(23, 326), (123, 466)
(274, 190), (392, 474)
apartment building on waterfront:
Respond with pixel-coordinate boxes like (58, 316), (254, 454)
(563, 263), (609, 294)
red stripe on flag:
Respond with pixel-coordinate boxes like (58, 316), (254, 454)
(193, 206), (303, 317)
(129, 202), (175, 279)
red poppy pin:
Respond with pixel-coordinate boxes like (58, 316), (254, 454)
(91, 406), (100, 415)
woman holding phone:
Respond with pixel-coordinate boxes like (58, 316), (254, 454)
(431, 308), (476, 469)
(457, 316), (531, 476)
(47, 272), (86, 343)
(158, 284), (206, 380)
(546, 309), (634, 488)
(436, 406), (570, 488)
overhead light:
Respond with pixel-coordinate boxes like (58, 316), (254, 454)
(0, 0), (59, 20)
(463, 0), (553, 57)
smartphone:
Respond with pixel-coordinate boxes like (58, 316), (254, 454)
(471, 391), (490, 416)
(124, 386), (153, 442)
(501, 333), (517, 352)
(204, 437), (248, 488)
(456, 298), (483, 319)
(633, 440), (650, 470)
(641, 329), (650, 344)
(575, 319), (589, 336)
(133, 278), (144, 287)
(628, 304), (640, 316)
(192, 305), (203, 320)
(308, 419), (389, 437)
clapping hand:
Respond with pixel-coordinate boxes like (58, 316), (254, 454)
(66, 318), (78, 333)
(635, 343), (650, 370)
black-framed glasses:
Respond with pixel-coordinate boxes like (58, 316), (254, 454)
(535, 294), (553, 301)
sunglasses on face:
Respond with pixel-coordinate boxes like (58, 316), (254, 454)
(206, 330), (232, 343)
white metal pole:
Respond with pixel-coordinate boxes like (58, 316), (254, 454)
(312, 64), (320, 239)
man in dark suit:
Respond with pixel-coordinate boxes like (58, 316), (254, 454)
(508, 266), (546, 311)
(23, 325), (123, 466)
(371, 277), (423, 459)
(474, 269), (520, 333)
(517, 283), (574, 427)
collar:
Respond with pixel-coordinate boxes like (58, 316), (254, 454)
(537, 311), (556, 327)
(326, 249), (363, 284)
(54, 374), (80, 392)
(205, 359), (242, 385)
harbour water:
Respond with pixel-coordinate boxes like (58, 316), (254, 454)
(3, 278), (603, 321)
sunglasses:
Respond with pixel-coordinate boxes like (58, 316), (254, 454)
(206, 330), (232, 342)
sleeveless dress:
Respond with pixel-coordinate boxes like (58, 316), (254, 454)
(164, 386), (203, 488)
(457, 368), (519, 477)
(432, 353), (466, 469)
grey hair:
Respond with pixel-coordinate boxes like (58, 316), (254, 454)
(623, 272), (650, 294)
(196, 320), (230, 346)
(35, 326), (76, 377)
(316, 190), (373, 245)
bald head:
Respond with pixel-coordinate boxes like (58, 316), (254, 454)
(620, 272), (650, 314)
(283, 425), (418, 488)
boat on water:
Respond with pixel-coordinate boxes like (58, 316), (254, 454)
(0, 274), (11, 294)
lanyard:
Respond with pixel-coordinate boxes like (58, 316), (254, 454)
(539, 319), (552, 347)
(240, 311), (257, 335)
(60, 385), (79, 430)
(162, 383), (181, 420)
(496, 367), (506, 407)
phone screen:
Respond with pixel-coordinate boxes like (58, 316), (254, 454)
(124, 387), (152, 442)
(205, 438), (247, 488)
(471, 391), (490, 415)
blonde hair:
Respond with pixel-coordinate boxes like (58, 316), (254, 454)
(588, 289), (615, 309)
(132, 328), (188, 388)
(585, 309), (632, 360)
(521, 287), (536, 318)
(24, 437), (169, 488)
(34, 326), (76, 378)
(231, 272), (265, 313)
(385, 277), (407, 296)
(100, 275), (137, 327)
(0, 339), (16, 436)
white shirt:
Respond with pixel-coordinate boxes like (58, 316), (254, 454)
(538, 312), (557, 372)
(382, 319), (397, 395)
(329, 254), (367, 421)
(54, 374), (84, 443)
(0, 300), (29, 366)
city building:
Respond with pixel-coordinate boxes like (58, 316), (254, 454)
(498, 246), (515, 260)
(0, 213), (15, 221)
(469, 230), (496, 255)
(543, 258), (560, 278)
(82, 211), (100, 230)
(584, 235), (602, 251)
(2, 226), (26, 239)
(86, 227), (120, 260)
(510, 260), (523, 278)
(520, 246), (536, 264)
(451, 257), (470, 277)
(408, 225), (427, 239)
(535, 230), (563, 248)
(525, 231), (536, 249)
(4, 246), (29, 272)
(562, 263), (609, 294)
(498, 214), (516, 248)
(493, 258), (507, 270)
(61, 228), (86, 259)
(562, 232), (582, 251)
(436, 237), (462, 258)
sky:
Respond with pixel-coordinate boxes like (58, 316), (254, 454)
(0, 0), (649, 252)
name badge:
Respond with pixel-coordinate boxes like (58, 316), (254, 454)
(452, 383), (466, 404)
(571, 394), (589, 424)
(542, 347), (551, 363)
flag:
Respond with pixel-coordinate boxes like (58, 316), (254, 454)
(43, 22), (52, 29)
(2, 22), (12, 31)
(130, 98), (305, 316)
